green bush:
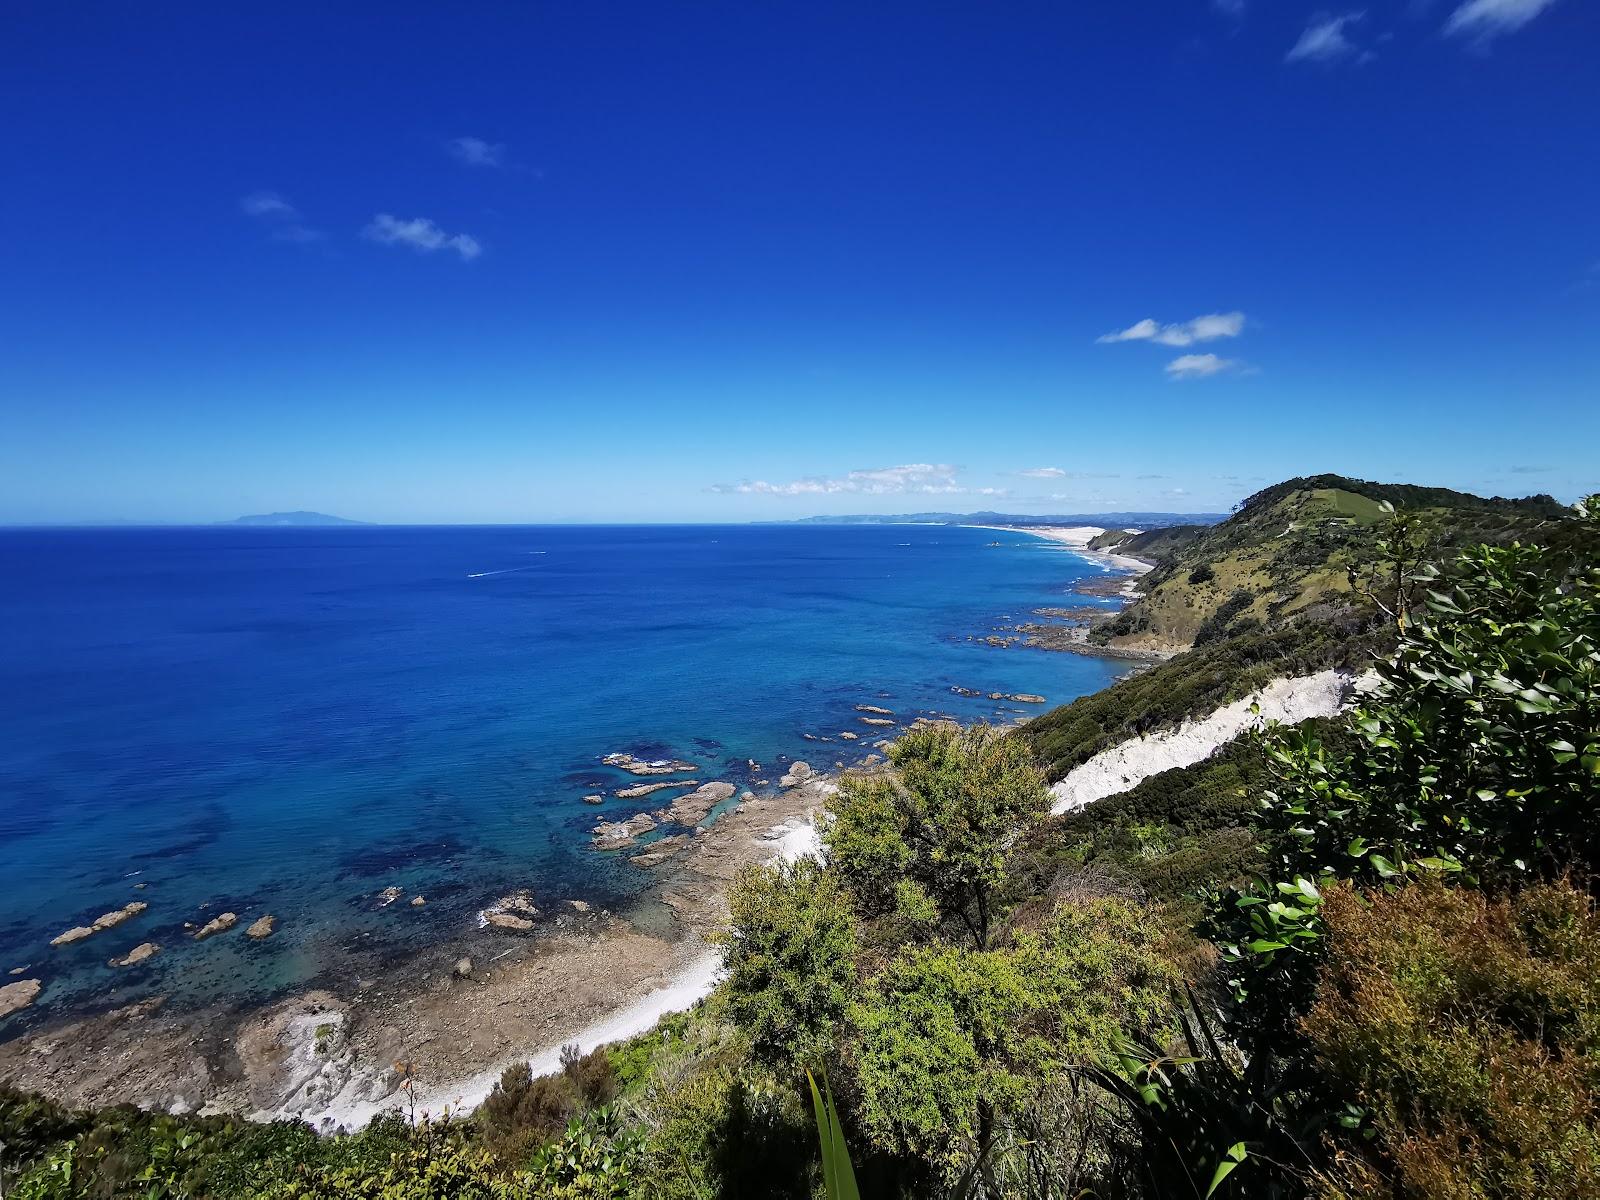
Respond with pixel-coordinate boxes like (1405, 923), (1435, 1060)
(721, 856), (858, 1073)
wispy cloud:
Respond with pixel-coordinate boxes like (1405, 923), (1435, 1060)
(362, 214), (482, 261)
(239, 191), (323, 243)
(1509, 464), (1552, 473)
(1097, 312), (1245, 347)
(1166, 353), (1240, 380)
(1444, 0), (1559, 44)
(448, 136), (507, 168)
(1213, 0), (1247, 16)
(710, 463), (1005, 498)
(1285, 12), (1371, 62)
(241, 191), (297, 219)
(1018, 468), (1123, 482)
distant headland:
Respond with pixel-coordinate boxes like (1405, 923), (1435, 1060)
(770, 509), (1226, 528)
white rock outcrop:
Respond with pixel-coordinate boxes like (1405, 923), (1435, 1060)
(1050, 669), (1375, 815)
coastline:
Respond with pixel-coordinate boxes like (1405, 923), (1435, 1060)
(0, 775), (832, 1128)
(0, 527), (1133, 1127)
(961, 524), (1155, 589)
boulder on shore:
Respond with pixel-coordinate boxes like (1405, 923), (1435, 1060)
(0, 978), (42, 1019)
(110, 942), (160, 968)
(485, 911), (535, 931)
(246, 915), (277, 940)
(193, 913), (238, 941)
(779, 761), (814, 788)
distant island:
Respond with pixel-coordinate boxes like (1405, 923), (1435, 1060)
(221, 511), (368, 527)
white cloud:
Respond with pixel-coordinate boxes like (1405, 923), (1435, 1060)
(710, 463), (1007, 498)
(240, 191), (323, 243)
(362, 214), (482, 261)
(448, 137), (507, 168)
(1166, 353), (1239, 379)
(1097, 311), (1246, 347)
(1018, 467), (1067, 478)
(241, 191), (298, 219)
(1444, 0), (1559, 43)
(1285, 12), (1369, 63)
(1213, 0), (1246, 16)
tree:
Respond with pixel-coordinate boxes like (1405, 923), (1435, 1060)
(720, 857), (858, 1073)
(825, 723), (1049, 950)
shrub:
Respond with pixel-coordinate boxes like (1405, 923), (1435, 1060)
(475, 1045), (616, 1166)
(1305, 880), (1600, 1199)
(721, 856), (857, 1073)
(826, 723), (1049, 951)
(850, 897), (1179, 1183)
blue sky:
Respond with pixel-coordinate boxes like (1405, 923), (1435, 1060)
(3, 1), (1596, 524)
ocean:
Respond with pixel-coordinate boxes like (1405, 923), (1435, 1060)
(0, 523), (1130, 1025)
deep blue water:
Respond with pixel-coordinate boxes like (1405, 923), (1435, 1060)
(0, 524), (1128, 1023)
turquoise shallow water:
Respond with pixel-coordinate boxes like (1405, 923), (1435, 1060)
(0, 523), (1130, 1025)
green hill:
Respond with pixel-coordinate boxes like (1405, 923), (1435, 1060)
(1085, 473), (1575, 655)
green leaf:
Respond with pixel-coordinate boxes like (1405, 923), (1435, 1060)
(807, 1069), (861, 1200)
(1206, 1142), (1249, 1198)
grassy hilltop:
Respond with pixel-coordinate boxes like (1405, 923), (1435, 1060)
(1086, 473), (1572, 655)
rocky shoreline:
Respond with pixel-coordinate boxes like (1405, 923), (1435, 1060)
(963, 525), (1171, 664)
(0, 766), (837, 1128)
(0, 529), (1147, 1126)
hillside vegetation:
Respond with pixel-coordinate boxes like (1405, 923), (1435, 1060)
(1087, 473), (1573, 654)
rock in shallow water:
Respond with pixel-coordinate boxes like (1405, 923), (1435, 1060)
(246, 915), (277, 940)
(666, 781), (736, 824)
(601, 753), (698, 776)
(614, 780), (692, 799)
(779, 761), (813, 788)
(193, 913), (238, 941)
(93, 902), (148, 931)
(110, 942), (160, 968)
(592, 812), (658, 849)
(0, 978), (42, 1018)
